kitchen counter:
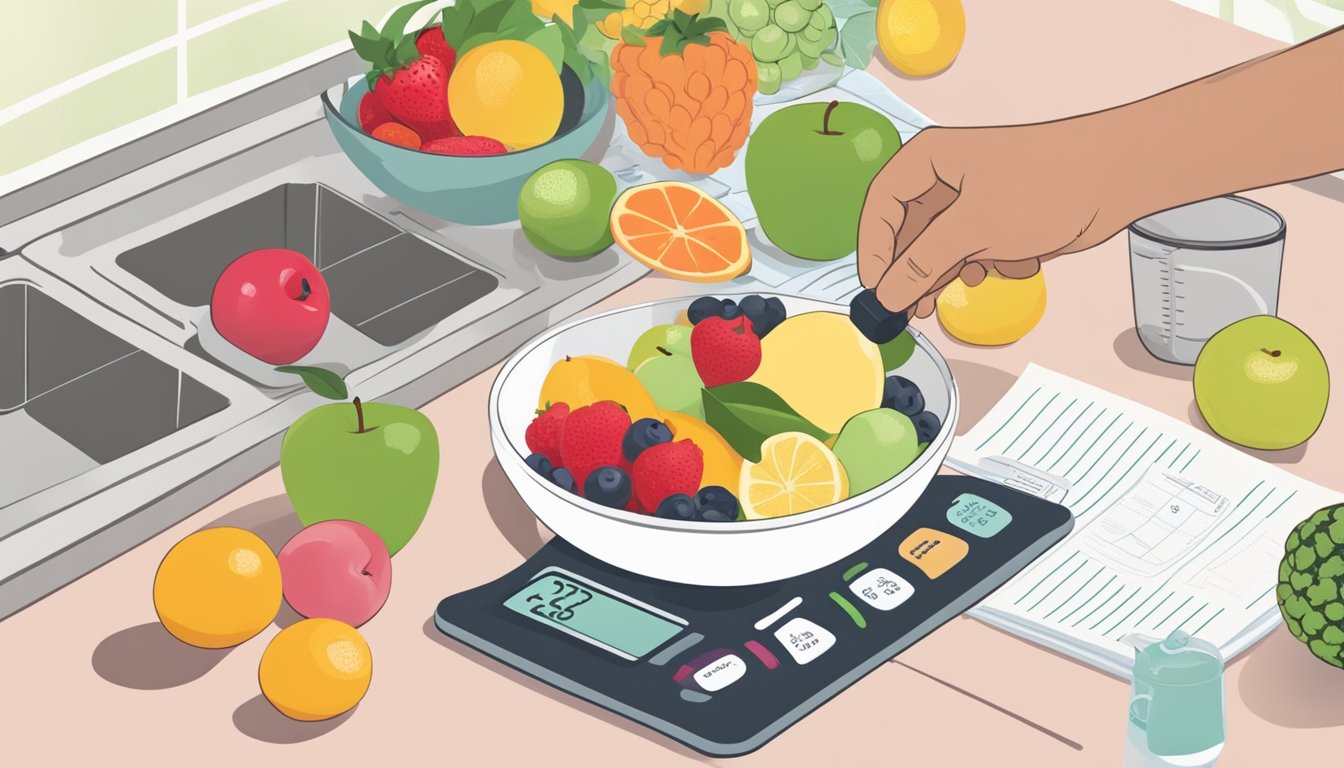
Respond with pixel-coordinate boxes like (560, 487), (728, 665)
(2, 1), (1341, 765)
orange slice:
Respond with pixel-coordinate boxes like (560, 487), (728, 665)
(610, 181), (751, 282)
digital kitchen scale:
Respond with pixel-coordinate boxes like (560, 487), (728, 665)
(434, 476), (1073, 757)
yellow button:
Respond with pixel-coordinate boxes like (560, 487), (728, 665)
(898, 528), (968, 579)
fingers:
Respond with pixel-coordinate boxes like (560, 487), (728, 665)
(992, 258), (1041, 279)
(857, 141), (941, 288)
(875, 205), (983, 314)
(959, 261), (988, 286)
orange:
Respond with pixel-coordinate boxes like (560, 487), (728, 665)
(259, 619), (373, 721)
(537, 355), (662, 422)
(153, 527), (282, 649)
(661, 410), (743, 491)
(610, 182), (751, 282)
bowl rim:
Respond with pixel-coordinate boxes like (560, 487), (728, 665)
(488, 291), (961, 533)
(320, 71), (609, 160)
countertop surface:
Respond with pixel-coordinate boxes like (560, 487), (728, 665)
(3, 1), (1342, 765)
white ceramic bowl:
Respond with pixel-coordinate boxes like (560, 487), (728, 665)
(488, 293), (959, 586)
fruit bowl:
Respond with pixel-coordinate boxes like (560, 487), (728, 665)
(489, 293), (959, 586)
(321, 67), (610, 226)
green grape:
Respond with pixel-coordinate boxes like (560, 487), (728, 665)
(796, 33), (827, 58)
(730, 0), (771, 31)
(818, 26), (837, 51)
(797, 0), (822, 10)
(778, 51), (803, 81)
(757, 61), (782, 94)
(720, 12), (743, 39)
(751, 24), (790, 61)
(773, 1), (809, 32)
(821, 49), (843, 67)
(799, 23), (824, 43)
(765, 0), (787, 7)
(800, 52), (819, 70)
(808, 4), (834, 30)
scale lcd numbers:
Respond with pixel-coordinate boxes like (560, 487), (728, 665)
(503, 569), (684, 660)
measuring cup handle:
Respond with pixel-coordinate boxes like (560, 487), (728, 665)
(1129, 694), (1153, 728)
(1177, 263), (1270, 315)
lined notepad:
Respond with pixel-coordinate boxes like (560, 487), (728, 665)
(948, 365), (1340, 678)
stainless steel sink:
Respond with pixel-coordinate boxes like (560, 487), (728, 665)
(0, 57), (650, 619)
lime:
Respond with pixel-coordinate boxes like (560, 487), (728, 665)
(730, 0), (771, 31)
(518, 160), (617, 259)
(756, 61), (782, 94)
(774, 0), (809, 31)
(879, 331), (916, 371)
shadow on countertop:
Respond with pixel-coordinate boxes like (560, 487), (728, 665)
(482, 457), (549, 559)
(201, 493), (303, 555)
(92, 622), (231, 690)
(1111, 329), (1192, 381)
(1185, 400), (1309, 465)
(1238, 626), (1344, 729)
(945, 358), (1018, 436)
(233, 695), (354, 743)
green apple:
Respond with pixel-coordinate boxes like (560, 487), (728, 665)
(746, 100), (902, 261)
(833, 408), (921, 494)
(635, 350), (705, 419)
(627, 324), (692, 370)
(276, 367), (438, 555)
(1194, 315), (1329, 450)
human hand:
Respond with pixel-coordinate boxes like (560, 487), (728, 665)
(857, 121), (1135, 317)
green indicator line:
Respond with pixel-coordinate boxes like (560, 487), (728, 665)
(1043, 566), (1104, 620)
(829, 592), (866, 629)
(1079, 432), (1163, 517)
(1191, 607), (1226, 636)
(1060, 574), (1117, 624)
(842, 562), (869, 582)
(1014, 551), (1081, 606)
(1265, 490), (1298, 519)
(1032, 401), (1092, 465)
(1029, 558), (1090, 613)
(1018, 398), (1077, 461)
(1246, 585), (1276, 610)
(1174, 602), (1209, 633)
(1235, 481), (1266, 512)
(1149, 436), (1178, 469)
(1181, 449), (1200, 471)
(1064, 413), (1124, 478)
(1091, 585), (1143, 631)
(976, 387), (1041, 451)
(1003, 392), (1059, 456)
(1073, 422), (1136, 492)
(1135, 591), (1175, 628)
(1047, 407), (1106, 472)
(1167, 443), (1189, 469)
(1155, 595), (1194, 629)
(1074, 583), (1126, 628)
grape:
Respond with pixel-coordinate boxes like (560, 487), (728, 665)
(821, 49), (843, 67)
(756, 61), (782, 94)
(751, 24), (789, 62)
(773, 0), (809, 32)
(797, 0), (822, 9)
(778, 51), (803, 81)
(765, 0), (787, 7)
(800, 52), (818, 70)
(819, 26), (837, 50)
(796, 33), (827, 58)
(730, 0), (771, 31)
(800, 23), (824, 42)
(809, 4), (834, 30)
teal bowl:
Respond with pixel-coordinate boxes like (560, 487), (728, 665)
(322, 68), (611, 226)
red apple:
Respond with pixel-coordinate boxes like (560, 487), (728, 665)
(211, 248), (330, 364)
(277, 520), (392, 627)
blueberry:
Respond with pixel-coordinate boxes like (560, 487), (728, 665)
(849, 288), (909, 344)
(584, 466), (632, 509)
(720, 298), (741, 320)
(688, 296), (724, 324)
(525, 453), (553, 478)
(654, 493), (698, 520)
(882, 375), (925, 417)
(623, 417), (673, 462)
(760, 296), (787, 337)
(549, 467), (577, 494)
(694, 486), (739, 522)
(739, 294), (767, 327)
(912, 411), (942, 444)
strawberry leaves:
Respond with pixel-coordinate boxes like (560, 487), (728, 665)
(438, 0), (595, 83)
(642, 11), (727, 56)
(349, 0), (439, 89)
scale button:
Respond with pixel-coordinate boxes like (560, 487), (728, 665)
(692, 653), (747, 692)
(773, 618), (836, 665)
(744, 640), (779, 670)
(898, 527), (968, 579)
(849, 568), (914, 611)
(946, 493), (1012, 538)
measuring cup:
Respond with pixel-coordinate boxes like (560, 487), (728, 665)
(1128, 196), (1286, 365)
(1122, 630), (1225, 768)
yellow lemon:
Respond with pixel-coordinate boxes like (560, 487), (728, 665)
(748, 312), (884, 435)
(936, 269), (1047, 346)
(448, 40), (563, 151)
(532, 0), (579, 25)
(740, 432), (849, 519)
(876, 0), (966, 77)
(153, 527), (281, 649)
(538, 355), (662, 422)
(259, 618), (372, 721)
(662, 410), (743, 492)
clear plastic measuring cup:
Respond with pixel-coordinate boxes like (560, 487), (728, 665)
(1128, 196), (1286, 365)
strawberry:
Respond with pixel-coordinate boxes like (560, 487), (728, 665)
(371, 122), (421, 149)
(415, 26), (456, 70)
(691, 315), (761, 387)
(559, 402), (632, 491)
(525, 402), (569, 466)
(422, 136), (508, 156)
(632, 440), (703, 512)
(349, 3), (455, 133)
(358, 92), (394, 132)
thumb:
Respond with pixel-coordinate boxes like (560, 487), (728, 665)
(874, 204), (983, 313)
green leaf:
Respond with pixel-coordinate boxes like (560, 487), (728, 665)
(526, 24), (566, 73)
(465, 0), (516, 39)
(440, 0), (477, 48)
(839, 11), (877, 70)
(621, 25), (645, 46)
(555, 17), (593, 81)
(380, 0), (439, 38)
(349, 30), (387, 62)
(828, 0), (876, 17)
(879, 331), (917, 371)
(577, 0), (625, 10)
(501, 0), (542, 33)
(458, 31), (509, 56)
(702, 382), (832, 462)
(276, 366), (349, 401)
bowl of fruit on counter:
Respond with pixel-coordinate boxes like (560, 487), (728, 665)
(323, 0), (612, 226)
(489, 292), (958, 586)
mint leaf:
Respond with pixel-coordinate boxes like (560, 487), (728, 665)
(440, 0), (477, 48)
(527, 24), (566, 74)
(702, 382), (831, 462)
(839, 10), (877, 70)
(555, 16), (593, 82)
(465, 0), (515, 40)
(276, 366), (349, 400)
(621, 25), (645, 46)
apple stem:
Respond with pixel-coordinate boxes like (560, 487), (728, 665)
(819, 100), (842, 136)
(297, 278), (311, 301)
(656, 345), (672, 356)
(1261, 348), (1282, 358)
(353, 396), (366, 434)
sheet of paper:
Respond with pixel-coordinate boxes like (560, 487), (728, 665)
(948, 364), (1339, 678)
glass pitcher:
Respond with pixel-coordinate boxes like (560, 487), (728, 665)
(1122, 630), (1225, 768)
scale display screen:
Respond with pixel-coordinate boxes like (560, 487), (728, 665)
(503, 570), (683, 660)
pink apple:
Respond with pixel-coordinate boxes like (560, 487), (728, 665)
(278, 520), (391, 627)
(210, 248), (330, 365)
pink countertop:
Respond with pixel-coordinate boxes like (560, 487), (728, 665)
(3, 1), (1341, 765)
